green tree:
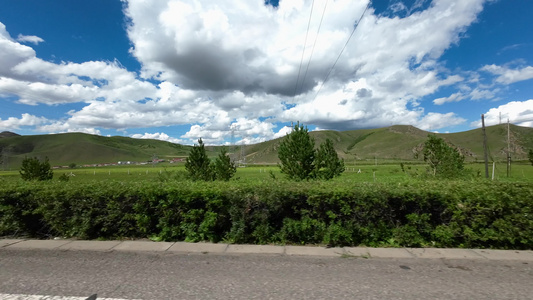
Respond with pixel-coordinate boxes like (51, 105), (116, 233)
(418, 135), (464, 178)
(214, 146), (236, 181)
(19, 156), (54, 181)
(277, 122), (316, 180)
(315, 138), (345, 180)
(528, 149), (533, 166)
(185, 138), (214, 181)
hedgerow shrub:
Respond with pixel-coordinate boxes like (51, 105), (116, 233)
(0, 180), (531, 249)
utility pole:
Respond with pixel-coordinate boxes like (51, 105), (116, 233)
(240, 140), (246, 167)
(230, 125), (236, 162)
(481, 114), (489, 179)
(507, 119), (511, 177)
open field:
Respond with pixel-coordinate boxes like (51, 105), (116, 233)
(1, 160), (532, 184)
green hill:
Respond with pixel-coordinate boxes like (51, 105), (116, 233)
(242, 124), (533, 164)
(1, 124), (532, 168)
(0, 132), (192, 168)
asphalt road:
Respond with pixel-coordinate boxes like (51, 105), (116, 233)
(1, 249), (532, 299)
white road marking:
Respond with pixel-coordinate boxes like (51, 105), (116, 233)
(0, 294), (140, 300)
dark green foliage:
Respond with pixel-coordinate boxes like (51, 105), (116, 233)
(19, 156), (53, 181)
(315, 138), (345, 180)
(528, 149), (533, 166)
(277, 123), (344, 181)
(1, 180), (532, 249)
(278, 122), (316, 180)
(214, 147), (236, 181)
(58, 173), (70, 182)
(185, 138), (214, 181)
(418, 135), (465, 178)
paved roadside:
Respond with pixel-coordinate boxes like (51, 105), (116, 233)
(1, 238), (532, 261)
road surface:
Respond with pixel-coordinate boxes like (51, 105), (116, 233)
(1, 248), (532, 299)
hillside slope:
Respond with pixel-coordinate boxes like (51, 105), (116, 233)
(243, 124), (533, 164)
(0, 132), (192, 167)
(1, 124), (532, 168)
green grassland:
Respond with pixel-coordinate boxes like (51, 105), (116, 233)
(1, 160), (531, 184)
(2, 124), (533, 169)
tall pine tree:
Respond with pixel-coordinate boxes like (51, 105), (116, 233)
(185, 138), (214, 181)
(315, 138), (345, 180)
(214, 146), (236, 181)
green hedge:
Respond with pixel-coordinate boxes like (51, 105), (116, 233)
(1, 180), (532, 249)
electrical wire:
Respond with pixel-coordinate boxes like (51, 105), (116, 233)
(292, 0), (315, 99)
(297, 0), (329, 96)
(312, 0), (371, 101)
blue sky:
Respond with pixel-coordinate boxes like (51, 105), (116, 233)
(1, 0), (533, 145)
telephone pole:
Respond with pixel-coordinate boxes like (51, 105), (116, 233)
(507, 119), (511, 177)
(481, 114), (489, 179)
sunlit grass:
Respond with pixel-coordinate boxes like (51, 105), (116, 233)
(1, 160), (532, 184)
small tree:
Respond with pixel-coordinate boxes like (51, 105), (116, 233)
(20, 156), (54, 181)
(528, 149), (533, 166)
(418, 135), (464, 178)
(185, 138), (214, 181)
(278, 122), (316, 180)
(214, 146), (236, 181)
(315, 138), (345, 180)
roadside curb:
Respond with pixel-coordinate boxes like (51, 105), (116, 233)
(2, 239), (533, 261)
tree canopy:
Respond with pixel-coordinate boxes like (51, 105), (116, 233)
(185, 138), (214, 181)
(19, 156), (53, 181)
(315, 138), (345, 180)
(214, 146), (236, 181)
(277, 122), (316, 180)
(278, 122), (344, 181)
(418, 135), (465, 178)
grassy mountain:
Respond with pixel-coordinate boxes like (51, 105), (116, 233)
(1, 124), (532, 168)
(0, 131), (20, 138)
(242, 124), (533, 164)
(0, 132), (192, 168)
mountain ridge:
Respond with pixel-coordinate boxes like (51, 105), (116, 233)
(0, 124), (532, 168)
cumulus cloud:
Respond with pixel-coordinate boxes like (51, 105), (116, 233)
(3, 0), (519, 144)
(16, 34), (44, 45)
(472, 100), (533, 128)
(130, 132), (185, 144)
(124, 0), (485, 133)
(481, 64), (533, 84)
(435, 62), (533, 105)
(417, 112), (466, 130)
(0, 113), (48, 131)
(433, 92), (466, 105)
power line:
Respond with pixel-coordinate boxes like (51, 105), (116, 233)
(298, 0), (329, 96)
(312, 1), (371, 101)
(293, 0), (315, 99)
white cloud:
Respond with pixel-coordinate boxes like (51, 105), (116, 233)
(181, 117), (277, 145)
(471, 99), (533, 128)
(130, 132), (185, 144)
(481, 64), (533, 84)
(0, 113), (48, 130)
(16, 34), (44, 45)
(273, 126), (292, 139)
(433, 92), (466, 105)
(0, 0), (497, 142)
(417, 112), (466, 131)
